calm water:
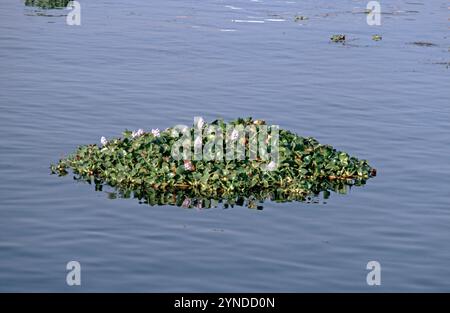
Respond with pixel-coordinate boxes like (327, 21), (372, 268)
(0, 0), (449, 291)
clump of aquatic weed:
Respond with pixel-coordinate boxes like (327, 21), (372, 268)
(294, 15), (308, 22)
(330, 34), (346, 43)
(25, 0), (70, 9)
(372, 35), (382, 41)
(51, 118), (376, 206)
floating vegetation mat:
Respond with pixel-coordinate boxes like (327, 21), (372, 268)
(51, 118), (376, 208)
(25, 0), (70, 9)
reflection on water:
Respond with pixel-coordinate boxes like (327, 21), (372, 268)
(72, 174), (368, 209)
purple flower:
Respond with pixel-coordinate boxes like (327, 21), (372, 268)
(184, 160), (194, 171)
(182, 198), (191, 208)
(151, 128), (160, 137)
(132, 129), (145, 139)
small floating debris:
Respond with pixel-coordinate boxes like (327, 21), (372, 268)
(432, 61), (450, 69)
(330, 34), (346, 43)
(51, 118), (376, 206)
(351, 8), (373, 14)
(372, 34), (382, 41)
(294, 15), (308, 22)
(409, 41), (437, 47)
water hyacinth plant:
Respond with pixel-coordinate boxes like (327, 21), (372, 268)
(330, 34), (346, 43)
(51, 118), (376, 208)
(25, 0), (70, 9)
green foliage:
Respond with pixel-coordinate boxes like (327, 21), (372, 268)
(372, 34), (382, 41)
(25, 0), (70, 9)
(51, 118), (375, 207)
(330, 34), (346, 43)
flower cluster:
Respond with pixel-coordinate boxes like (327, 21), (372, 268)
(183, 160), (195, 171)
(151, 128), (160, 137)
(132, 129), (145, 139)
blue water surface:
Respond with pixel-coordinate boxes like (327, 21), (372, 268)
(0, 0), (449, 291)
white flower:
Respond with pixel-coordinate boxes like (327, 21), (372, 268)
(266, 161), (277, 171)
(100, 136), (108, 146)
(230, 128), (239, 141)
(151, 128), (160, 137)
(196, 117), (205, 129)
(132, 129), (145, 138)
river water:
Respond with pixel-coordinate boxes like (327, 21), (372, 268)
(0, 0), (449, 291)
